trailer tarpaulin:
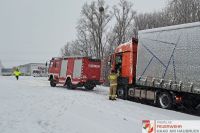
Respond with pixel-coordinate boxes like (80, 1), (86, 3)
(136, 22), (200, 94)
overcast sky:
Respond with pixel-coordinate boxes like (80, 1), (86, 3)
(0, 0), (167, 68)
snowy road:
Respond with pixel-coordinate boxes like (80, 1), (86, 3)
(0, 76), (199, 133)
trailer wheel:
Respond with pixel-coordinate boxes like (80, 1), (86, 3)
(158, 92), (173, 109)
(117, 86), (128, 100)
(50, 80), (56, 87)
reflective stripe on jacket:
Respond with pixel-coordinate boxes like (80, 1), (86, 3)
(108, 73), (118, 86)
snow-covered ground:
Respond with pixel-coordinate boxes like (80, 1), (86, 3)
(0, 76), (199, 133)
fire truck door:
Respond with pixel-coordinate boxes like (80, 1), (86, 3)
(60, 60), (68, 77)
(73, 59), (82, 78)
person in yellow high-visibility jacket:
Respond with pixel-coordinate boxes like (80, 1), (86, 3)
(13, 68), (21, 80)
(108, 69), (119, 100)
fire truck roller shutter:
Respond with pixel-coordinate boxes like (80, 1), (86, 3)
(60, 60), (68, 77)
(73, 59), (83, 78)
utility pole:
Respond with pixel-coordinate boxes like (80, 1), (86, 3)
(99, 6), (104, 59)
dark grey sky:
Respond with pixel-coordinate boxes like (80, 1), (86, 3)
(0, 0), (167, 67)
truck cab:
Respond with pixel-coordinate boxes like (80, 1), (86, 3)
(110, 38), (138, 98)
(110, 23), (200, 111)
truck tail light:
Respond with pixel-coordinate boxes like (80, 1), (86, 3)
(175, 96), (182, 103)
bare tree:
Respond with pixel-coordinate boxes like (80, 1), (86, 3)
(79, 0), (111, 59)
(61, 0), (200, 60)
(167, 0), (200, 24)
(134, 0), (200, 31)
(134, 11), (170, 31)
(112, 0), (136, 46)
(75, 17), (96, 57)
(61, 0), (111, 59)
(60, 41), (82, 57)
(60, 42), (71, 56)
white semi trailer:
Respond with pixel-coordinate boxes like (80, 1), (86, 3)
(111, 22), (200, 111)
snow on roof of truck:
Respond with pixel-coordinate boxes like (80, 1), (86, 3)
(63, 55), (88, 58)
(120, 41), (132, 47)
(52, 56), (86, 59)
(139, 22), (200, 34)
(52, 56), (100, 60)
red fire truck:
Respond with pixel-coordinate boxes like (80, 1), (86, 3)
(48, 56), (104, 90)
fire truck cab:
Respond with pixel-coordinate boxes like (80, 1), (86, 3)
(48, 56), (103, 90)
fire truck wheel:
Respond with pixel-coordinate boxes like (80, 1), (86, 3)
(85, 86), (94, 90)
(158, 92), (173, 109)
(84, 82), (94, 90)
(66, 79), (74, 89)
(50, 80), (56, 87)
